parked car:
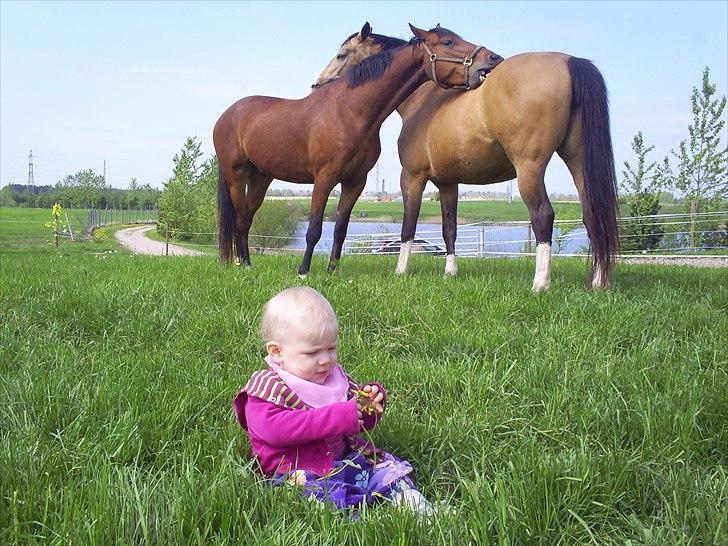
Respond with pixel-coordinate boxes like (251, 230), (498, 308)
(371, 238), (445, 256)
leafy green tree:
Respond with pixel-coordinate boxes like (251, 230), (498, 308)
(619, 132), (664, 251)
(158, 137), (204, 237)
(57, 169), (106, 208)
(662, 67), (727, 210)
(661, 67), (727, 249)
(0, 186), (17, 207)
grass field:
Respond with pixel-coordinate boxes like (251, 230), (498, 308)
(1, 238), (726, 544)
(0, 207), (157, 246)
(287, 198), (683, 224)
(298, 198), (586, 223)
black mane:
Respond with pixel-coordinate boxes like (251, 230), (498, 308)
(347, 33), (410, 88)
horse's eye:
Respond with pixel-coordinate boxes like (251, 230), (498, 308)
(336, 53), (346, 60)
(442, 39), (452, 46)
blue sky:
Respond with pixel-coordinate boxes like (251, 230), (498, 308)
(1, 1), (726, 195)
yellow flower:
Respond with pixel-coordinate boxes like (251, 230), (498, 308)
(356, 390), (376, 415)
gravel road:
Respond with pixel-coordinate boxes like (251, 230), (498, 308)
(619, 256), (727, 268)
(115, 225), (207, 256)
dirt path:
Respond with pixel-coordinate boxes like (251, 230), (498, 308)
(115, 226), (207, 256)
(619, 256), (727, 268)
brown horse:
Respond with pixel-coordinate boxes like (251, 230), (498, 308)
(214, 24), (501, 277)
(313, 25), (619, 290)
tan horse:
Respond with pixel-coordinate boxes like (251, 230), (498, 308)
(314, 25), (619, 290)
(214, 25), (501, 277)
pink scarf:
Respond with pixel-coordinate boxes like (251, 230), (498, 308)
(265, 355), (349, 408)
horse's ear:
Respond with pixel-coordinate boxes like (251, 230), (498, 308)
(359, 22), (371, 40)
(435, 23), (441, 29)
(409, 23), (427, 39)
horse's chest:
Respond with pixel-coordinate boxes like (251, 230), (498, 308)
(318, 137), (379, 178)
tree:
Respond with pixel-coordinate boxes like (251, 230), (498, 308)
(0, 186), (17, 207)
(661, 67), (727, 249)
(56, 169), (107, 208)
(663, 67), (727, 209)
(619, 132), (664, 251)
(158, 137), (204, 237)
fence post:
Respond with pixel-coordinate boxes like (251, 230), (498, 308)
(478, 225), (485, 258)
(65, 212), (75, 241)
(690, 201), (697, 252)
(165, 228), (169, 256)
(527, 223), (532, 254)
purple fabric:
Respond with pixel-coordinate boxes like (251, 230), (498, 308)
(272, 450), (417, 510)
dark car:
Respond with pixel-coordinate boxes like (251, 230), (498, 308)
(371, 238), (446, 256)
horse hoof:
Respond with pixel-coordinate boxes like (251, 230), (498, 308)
(298, 273), (308, 280)
(531, 281), (550, 292)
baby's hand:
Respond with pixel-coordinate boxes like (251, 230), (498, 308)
(356, 404), (364, 428)
(359, 384), (385, 414)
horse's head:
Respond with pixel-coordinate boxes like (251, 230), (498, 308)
(409, 24), (503, 89)
(312, 23), (503, 91)
(312, 23), (392, 89)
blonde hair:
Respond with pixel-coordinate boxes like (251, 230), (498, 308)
(261, 287), (339, 343)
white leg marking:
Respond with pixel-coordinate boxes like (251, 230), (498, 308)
(444, 253), (458, 277)
(531, 243), (552, 292)
(395, 240), (413, 275)
(591, 263), (606, 289)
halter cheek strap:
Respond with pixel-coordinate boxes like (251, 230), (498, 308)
(421, 42), (484, 90)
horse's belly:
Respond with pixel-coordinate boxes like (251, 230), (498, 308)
(430, 139), (515, 184)
(245, 138), (314, 183)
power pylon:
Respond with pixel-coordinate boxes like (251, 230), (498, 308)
(28, 149), (35, 188)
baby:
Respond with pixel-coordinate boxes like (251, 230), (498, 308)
(232, 286), (432, 514)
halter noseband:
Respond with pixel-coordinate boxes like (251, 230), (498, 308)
(421, 41), (484, 90)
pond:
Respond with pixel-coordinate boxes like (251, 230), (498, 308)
(282, 221), (588, 256)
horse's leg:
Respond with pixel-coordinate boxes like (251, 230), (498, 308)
(299, 174), (336, 277)
(558, 120), (608, 289)
(396, 170), (427, 275)
(516, 162), (554, 292)
(438, 183), (459, 277)
(238, 171), (273, 264)
(222, 166), (251, 266)
(327, 177), (366, 272)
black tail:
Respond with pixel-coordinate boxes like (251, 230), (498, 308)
(569, 56), (620, 284)
(217, 165), (236, 263)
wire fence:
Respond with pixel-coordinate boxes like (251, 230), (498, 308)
(152, 210), (727, 259)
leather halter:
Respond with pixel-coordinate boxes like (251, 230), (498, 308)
(420, 41), (484, 90)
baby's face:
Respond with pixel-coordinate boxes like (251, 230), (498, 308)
(270, 325), (339, 384)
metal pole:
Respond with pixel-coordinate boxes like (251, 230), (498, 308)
(65, 212), (74, 241)
(690, 200), (697, 252)
(478, 225), (485, 257)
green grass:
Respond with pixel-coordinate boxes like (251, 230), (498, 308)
(0, 207), (92, 243)
(1, 246), (726, 545)
(0, 207), (157, 247)
(288, 199), (683, 224)
(288, 198), (584, 223)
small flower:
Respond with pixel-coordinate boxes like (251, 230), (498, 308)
(354, 469), (369, 488)
(356, 390), (376, 415)
(287, 469), (307, 486)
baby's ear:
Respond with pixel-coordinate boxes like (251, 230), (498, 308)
(266, 341), (283, 363)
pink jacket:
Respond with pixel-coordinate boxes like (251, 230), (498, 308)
(232, 369), (386, 477)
